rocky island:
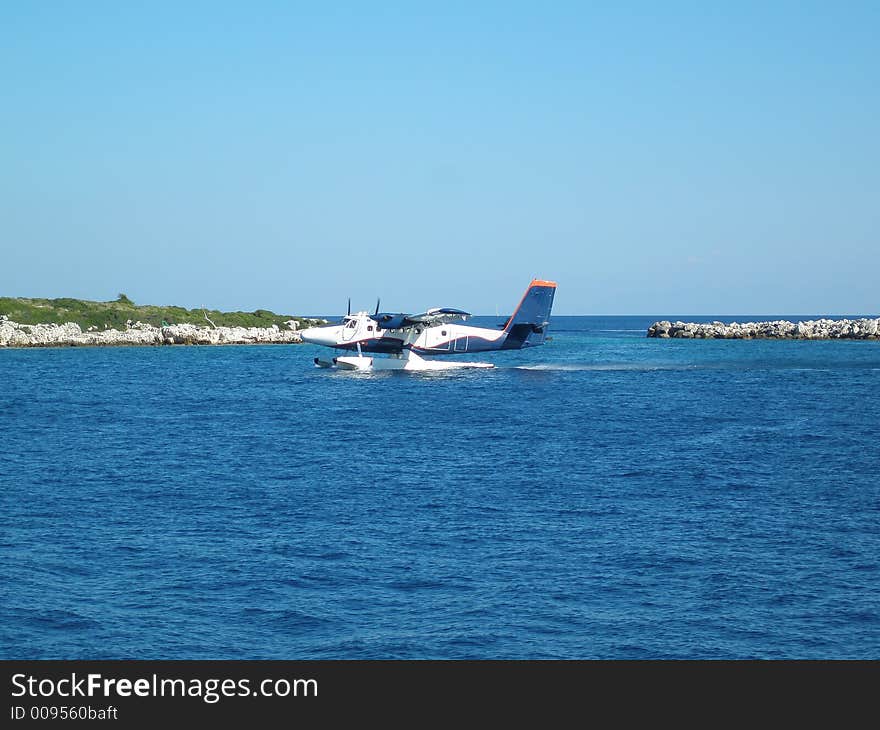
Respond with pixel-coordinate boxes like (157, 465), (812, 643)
(647, 318), (880, 340)
(0, 294), (325, 348)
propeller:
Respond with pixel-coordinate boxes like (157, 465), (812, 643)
(347, 298), (351, 316)
(374, 298), (381, 316)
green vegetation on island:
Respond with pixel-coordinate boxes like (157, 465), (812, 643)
(0, 293), (316, 331)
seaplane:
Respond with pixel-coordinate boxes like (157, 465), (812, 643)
(299, 279), (557, 371)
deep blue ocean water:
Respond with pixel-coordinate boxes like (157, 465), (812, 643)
(2, 315), (879, 659)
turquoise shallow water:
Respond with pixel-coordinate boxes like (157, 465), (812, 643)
(2, 316), (879, 658)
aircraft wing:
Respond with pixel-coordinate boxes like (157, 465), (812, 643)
(403, 307), (471, 326)
(373, 307), (471, 330)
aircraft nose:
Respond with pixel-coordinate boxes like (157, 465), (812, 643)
(300, 327), (334, 346)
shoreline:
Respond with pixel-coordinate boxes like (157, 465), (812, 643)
(647, 318), (880, 340)
(6, 316), (880, 347)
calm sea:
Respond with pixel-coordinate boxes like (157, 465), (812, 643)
(2, 316), (879, 659)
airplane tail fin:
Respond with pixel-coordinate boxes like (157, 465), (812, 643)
(502, 279), (557, 349)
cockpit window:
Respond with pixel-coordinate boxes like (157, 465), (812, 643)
(344, 319), (357, 329)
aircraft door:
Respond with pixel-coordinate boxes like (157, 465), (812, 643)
(454, 329), (468, 352)
(341, 318), (358, 342)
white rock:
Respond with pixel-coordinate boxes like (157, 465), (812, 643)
(648, 317), (880, 340)
(0, 319), (303, 347)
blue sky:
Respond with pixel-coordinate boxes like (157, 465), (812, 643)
(1, 1), (877, 315)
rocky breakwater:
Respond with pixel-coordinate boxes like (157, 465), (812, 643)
(647, 318), (880, 340)
(0, 317), (304, 347)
